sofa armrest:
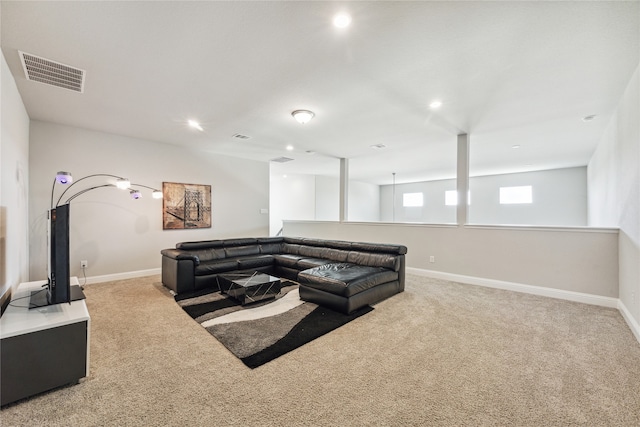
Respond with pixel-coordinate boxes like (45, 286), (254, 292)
(160, 248), (200, 266)
(161, 250), (198, 294)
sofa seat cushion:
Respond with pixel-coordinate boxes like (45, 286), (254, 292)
(298, 263), (399, 297)
(273, 254), (304, 268)
(296, 257), (333, 270)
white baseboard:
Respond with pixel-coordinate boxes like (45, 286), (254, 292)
(81, 268), (161, 285)
(407, 267), (619, 308)
(618, 299), (640, 344)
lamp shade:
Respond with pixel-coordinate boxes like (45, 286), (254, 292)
(116, 178), (131, 189)
(56, 171), (73, 185)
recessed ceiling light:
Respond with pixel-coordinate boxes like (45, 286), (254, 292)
(286, 145), (294, 151)
(333, 13), (352, 28)
(306, 150), (316, 155)
(582, 115), (596, 122)
(512, 145), (521, 149)
(370, 144), (386, 150)
(188, 120), (203, 131)
(429, 100), (443, 109)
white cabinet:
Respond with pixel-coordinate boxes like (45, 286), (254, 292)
(0, 278), (90, 406)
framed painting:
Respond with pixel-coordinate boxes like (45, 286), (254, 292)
(162, 182), (211, 229)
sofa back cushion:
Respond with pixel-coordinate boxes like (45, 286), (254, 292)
(177, 240), (224, 251)
(347, 251), (400, 271)
(225, 245), (260, 258)
(349, 242), (407, 255)
(282, 243), (302, 255)
(191, 247), (226, 262)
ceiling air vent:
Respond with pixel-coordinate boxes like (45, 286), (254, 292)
(19, 51), (85, 93)
(270, 157), (294, 163)
(232, 134), (251, 140)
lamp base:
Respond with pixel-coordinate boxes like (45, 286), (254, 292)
(29, 285), (86, 309)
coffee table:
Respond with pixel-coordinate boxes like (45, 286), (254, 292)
(217, 272), (281, 305)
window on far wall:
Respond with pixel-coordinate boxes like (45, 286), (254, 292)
(403, 192), (424, 207)
(445, 190), (457, 206)
(445, 190), (471, 206)
(499, 185), (533, 204)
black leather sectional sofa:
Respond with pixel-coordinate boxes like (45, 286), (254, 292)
(161, 237), (407, 314)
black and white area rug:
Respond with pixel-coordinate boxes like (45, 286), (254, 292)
(174, 283), (373, 368)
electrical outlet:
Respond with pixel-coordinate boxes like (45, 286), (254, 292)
(429, 256), (435, 263)
(81, 260), (88, 269)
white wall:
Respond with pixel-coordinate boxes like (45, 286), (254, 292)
(315, 176), (339, 221)
(380, 178), (456, 223)
(282, 220), (619, 299)
(379, 167), (587, 226)
(269, 173), (316, 235)
(588, 64), (640, 330)
(29, 121), (270, 280)
(1, 52), (30, 302)
(269, 172), (379, 234)
(348, 179), (379, 222)
(469, 167), (587, 226)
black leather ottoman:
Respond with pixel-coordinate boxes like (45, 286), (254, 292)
(297, 263), (401, 314)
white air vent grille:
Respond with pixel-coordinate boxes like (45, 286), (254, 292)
(19, 51), (85, 93)
(232, 133), (251, 140)
(270, 156), (294, 163)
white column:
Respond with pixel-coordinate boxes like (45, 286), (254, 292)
(339, 158), (349, 222)
(457, 134), (469, 225)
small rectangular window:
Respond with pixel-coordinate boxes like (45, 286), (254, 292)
(403, 192), (423, 207)
(445, 190), (470, 206)
(499, 186), (532, 204)
(445, 190), (457, 206)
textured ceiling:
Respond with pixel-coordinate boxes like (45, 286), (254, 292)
(2, 1), (638, 185)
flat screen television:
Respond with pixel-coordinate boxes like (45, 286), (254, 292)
(30, 203), (84, 308)
(48, 203), (71, 304)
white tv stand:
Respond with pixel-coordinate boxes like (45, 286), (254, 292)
(0, 277), (90, 406)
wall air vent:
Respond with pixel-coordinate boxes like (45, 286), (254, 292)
(232, 134), (251, 140)
(270, 157), (294, 163)
(19, 51), (85, 93)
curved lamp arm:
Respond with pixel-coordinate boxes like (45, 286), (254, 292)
(63, 184), (117, 205)
(54, 173), (128, 208)
(131, 183), (163, 199)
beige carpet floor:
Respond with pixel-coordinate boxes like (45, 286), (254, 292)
(2, 274), (640, 426)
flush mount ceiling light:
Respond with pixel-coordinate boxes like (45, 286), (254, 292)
(286, 145), (294, 151)
(429, 100), (443, 109)
(188, 119), (204, 131)
(292, 110), (315, 124)
(512, 145), (521, 149)
(333, 13), (352, 28)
